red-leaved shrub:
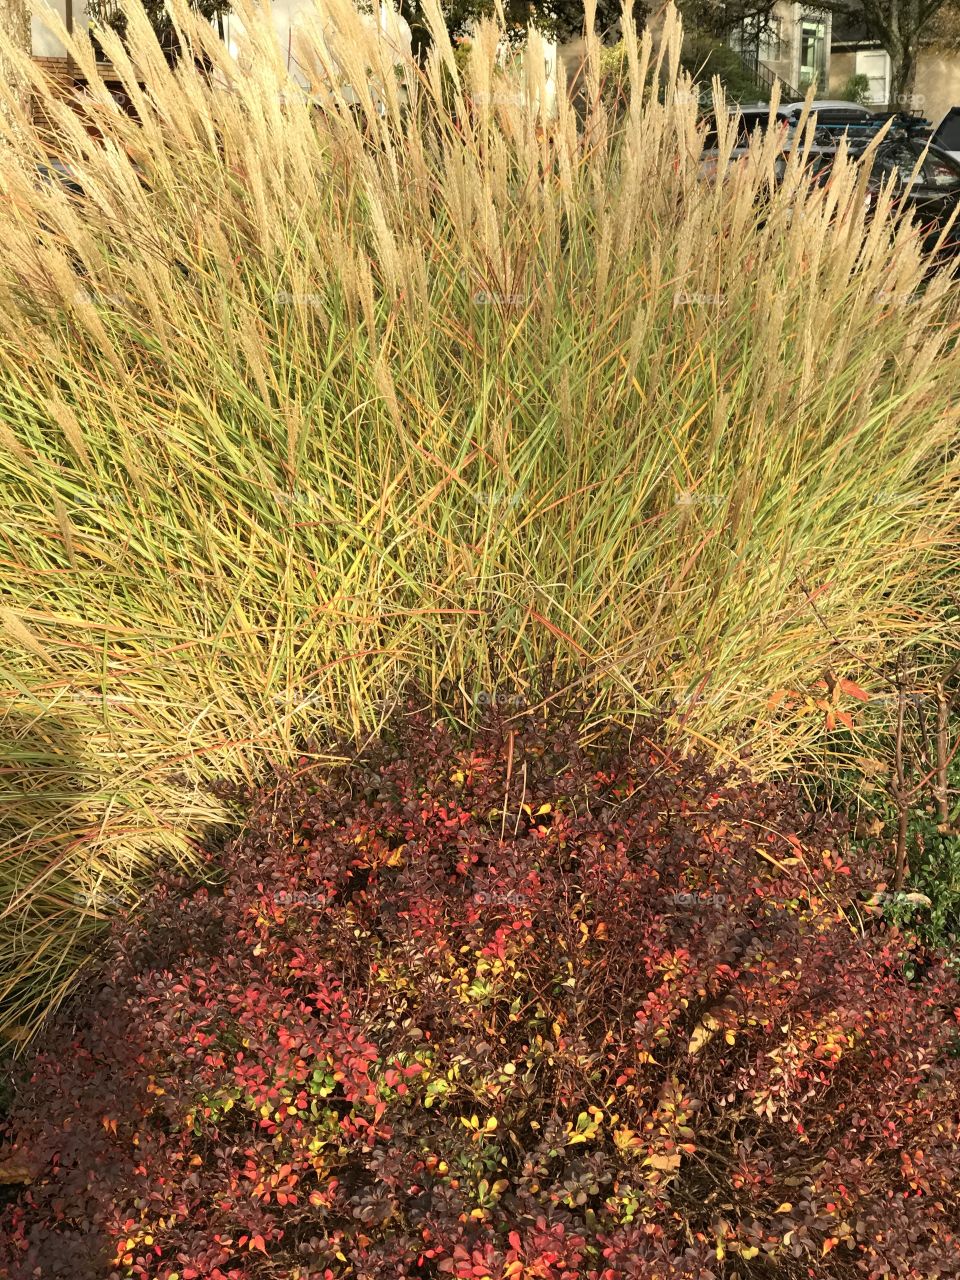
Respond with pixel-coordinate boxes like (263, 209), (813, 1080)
(2, 714), (959, 1280)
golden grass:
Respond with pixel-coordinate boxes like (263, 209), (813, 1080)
(0, 0), (959, 1033)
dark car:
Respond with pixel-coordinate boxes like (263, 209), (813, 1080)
(781, 100), (876, 120)
(863, 136), (960, 256)
(779, 103), (932, 154)
(36, 156), (85, 198)
(699, 105), (838, 182)
(930, 106), (960, 163)
(799, 136), (960, 262)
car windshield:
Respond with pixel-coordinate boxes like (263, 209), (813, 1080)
(700, 112), (785, 150)
(872, 141), (923, 185)
(869, 139), (960, 190)
(787, 123), (836, 147)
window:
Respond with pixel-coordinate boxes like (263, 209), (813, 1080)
(799, 17), (827, 91)
(923, 150), (960, 191)
(817, 108), (872, 121)
(729, 15), (782, 64)
(855, 51), (890, 107)
(872, 142), (923, 186)
(760, 17), (783, 63)
(934, 107), (960, 154)
(732, 111), (789, 147)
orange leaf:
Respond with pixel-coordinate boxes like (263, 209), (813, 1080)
(825, 710), (836, 731)
(838, 678), (870, 702)
(250, 1234), (267, 1254)
(822, 1238), (838, 1256)
(836, 709), (855, 731)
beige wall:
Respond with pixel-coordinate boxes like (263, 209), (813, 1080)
(829, 46), (959, 120)
(31, 0), (74, 59)
(761, 0), (801, 92)
(914, 53), (960, 126)
(827, 50), (856, 97)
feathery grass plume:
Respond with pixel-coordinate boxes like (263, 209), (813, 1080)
(0, 0), (959, 1034)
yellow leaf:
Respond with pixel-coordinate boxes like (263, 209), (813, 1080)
(0, 1159), (31, 1186)
(775, 1202), (792, 1213)
(687, 1023), (715, 1056)
(740, 1245), (760, 1259)
(613, 1127), (643, 1150)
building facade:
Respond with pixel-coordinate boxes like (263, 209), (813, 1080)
(828, 11), (957, 121)
(729, 3), (832, 99)
(28, 0), (412, 102)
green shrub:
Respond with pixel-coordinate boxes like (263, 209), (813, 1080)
(838, 73), (871, 105)
(0, 2), (959, 1031)
(680, 36), (767, 105)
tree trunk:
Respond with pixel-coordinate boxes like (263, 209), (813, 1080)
(889, 42), (918, 112)
(0, 0), (30, 127)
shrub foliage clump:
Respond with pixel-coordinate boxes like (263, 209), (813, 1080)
(2, 716), (960, 1279)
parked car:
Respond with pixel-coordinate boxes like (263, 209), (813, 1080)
(780, 101), (932, 152)
(803, 136), (960, 261)
(699, 104), (837, 181)
(864, 136), (960, 256)
(781, 99), (876, 123)
(35, 156), (85, 199)
(930, 105), (960, 163)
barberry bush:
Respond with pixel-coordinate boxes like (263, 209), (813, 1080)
(2, 715), (959, 1279)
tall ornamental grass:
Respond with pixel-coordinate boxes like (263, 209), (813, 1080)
(0, 0), (959, 1034)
